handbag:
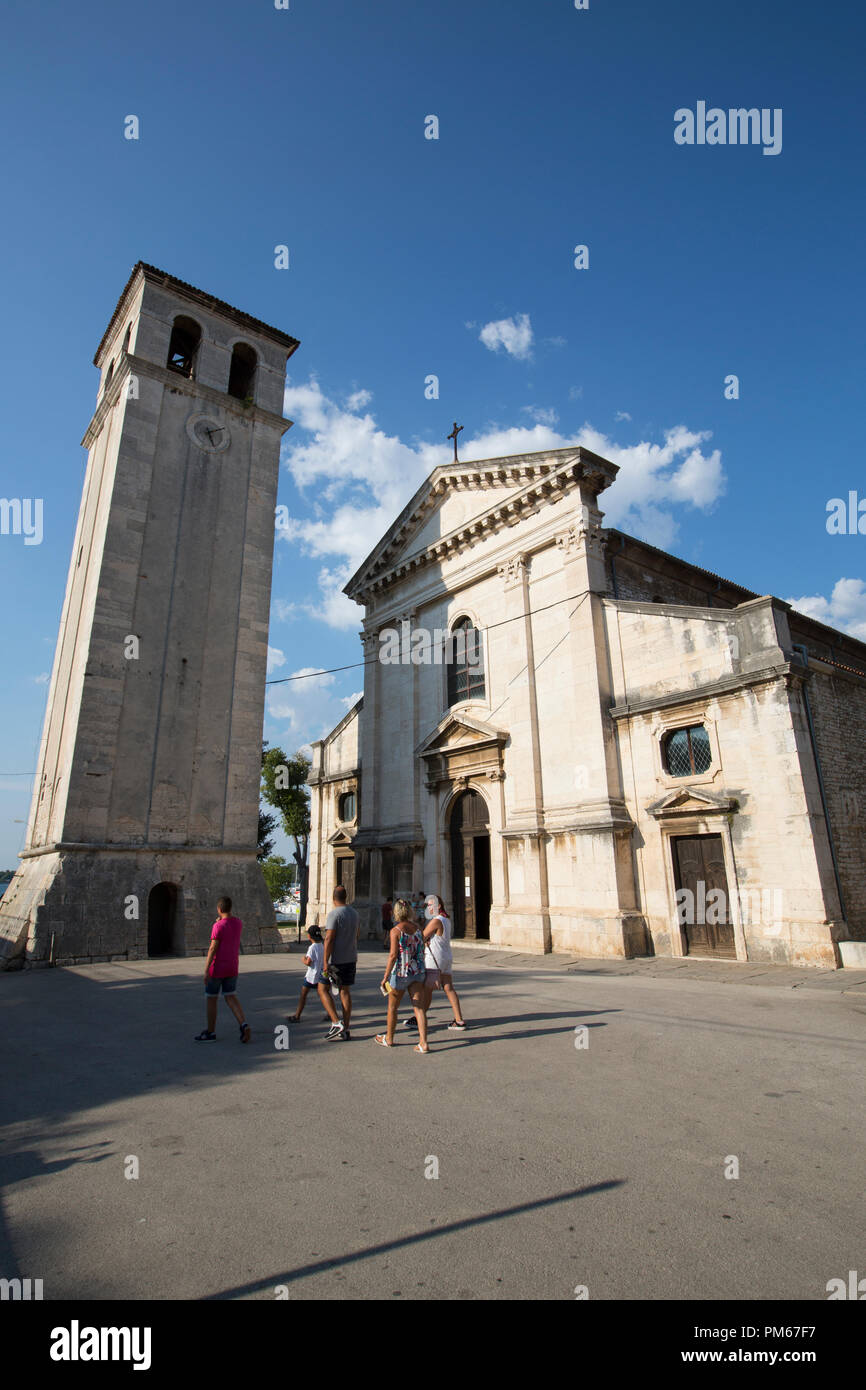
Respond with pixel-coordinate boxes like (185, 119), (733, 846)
(425, 927), (445, 987)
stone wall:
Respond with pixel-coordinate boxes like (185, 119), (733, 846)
(605, 598), (843, 967)
(0, 265), (296, 969)
(307, 701), (360, 926)
(0, 847), (277, 967)
(605, 531), (753, 609)
(801, 667), (866, 940)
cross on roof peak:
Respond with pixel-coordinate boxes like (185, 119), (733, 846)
(447, 421), (464, 463)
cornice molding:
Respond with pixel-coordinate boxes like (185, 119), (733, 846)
(608, 663), (794, 720)
(20, 841), (258, 859)
(345, 447), (618, 605)
(81, 353), (293, 448)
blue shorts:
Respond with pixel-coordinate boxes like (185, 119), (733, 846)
(389, 969), (426, 992)
(205, 974), (238, 996)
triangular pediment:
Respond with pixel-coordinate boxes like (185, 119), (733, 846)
(344, 446), (618, 603)
(647, 786), (738, 818)
(417, 712), (508, 759)
(327, 828), (354, 847)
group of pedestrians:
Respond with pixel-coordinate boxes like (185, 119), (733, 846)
(293, 884), (359, 1039)
(194, 886), (467, 1051)
(296, 887), (466, 1051)
(375, 893), (465, 1051)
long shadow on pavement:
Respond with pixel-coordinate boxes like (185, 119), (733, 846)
(203, 1179), (626, 1299)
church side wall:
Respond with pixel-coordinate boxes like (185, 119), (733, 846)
(800, 670), (866, 940)
(307, 709), (360, 925)
(606, 602), (841, 966)
(608, 548), (747, 608)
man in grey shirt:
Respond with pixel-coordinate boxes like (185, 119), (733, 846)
(323, 885), (359, 1040)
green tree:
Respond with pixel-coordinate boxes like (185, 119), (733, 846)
(262, 855), (296, 905)
(261, 745), (311, 926)
(257, 808), (277, 862)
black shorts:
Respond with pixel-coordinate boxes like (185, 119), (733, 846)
(330, 961), (356, 988)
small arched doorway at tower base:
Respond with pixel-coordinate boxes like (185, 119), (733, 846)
(147, 882), (182, 957)
(448, 789), (491, 939)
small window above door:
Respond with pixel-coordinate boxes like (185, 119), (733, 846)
(664, 724), (712, 777)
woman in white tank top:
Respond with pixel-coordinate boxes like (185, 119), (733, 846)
(421, 895), (466, 1031)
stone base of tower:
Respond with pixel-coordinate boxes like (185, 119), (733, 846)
(0, 847), (282, 969)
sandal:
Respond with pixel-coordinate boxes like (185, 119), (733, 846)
(239, 1023), (252, 1043)
(375, 1034), (393, 1047)
(413, 1043), (430, 1054)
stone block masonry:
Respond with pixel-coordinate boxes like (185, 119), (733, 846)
(0, 263), (300, 968)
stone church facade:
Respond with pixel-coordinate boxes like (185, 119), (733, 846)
(308, 445), (866, 968)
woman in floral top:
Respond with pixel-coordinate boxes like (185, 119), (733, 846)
(376, 898), (431, 1052)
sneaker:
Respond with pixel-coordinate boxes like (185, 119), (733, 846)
(326, 1022), (345, 1039)
(447, 1020), (467, 1031)
(402, 1016), (418, 1029)
(341, 1027), (351, 1041)
(239, 1023), (252, 1044)
(195, 1030), (217, 1042)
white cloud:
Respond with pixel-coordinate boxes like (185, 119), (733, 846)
(568, 385), (583, 400)
(265, 666), (360, 751)
(273, 598), (302, 623)
(305, 565), (359, 630)
(267, 646), (286, 674)
(478, 313), (534, 361)
(279, 375), (727, 630)
(786, 578), (866, 642)
(283, 379), (332, 433)
(33, 672), (49, 685)
(521, 405), (559, 427)
(614, 410), (632, 423)
(346, 388), (372, 411)
(279, 376), (447, 631)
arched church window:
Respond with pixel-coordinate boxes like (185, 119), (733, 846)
(664, 724), (711, 777)
(338, 791), (356, 822)
(228, 342), (257, 401)
(166, 315), (201, 378)
(122, 322), (132, 354)
(447, 617), (485, 706)
(104, 359), (115, 392)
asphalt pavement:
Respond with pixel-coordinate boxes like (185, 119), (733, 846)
(1, 944), (863, 1300)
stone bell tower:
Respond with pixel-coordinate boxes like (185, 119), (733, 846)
(0, 263), (299, 967)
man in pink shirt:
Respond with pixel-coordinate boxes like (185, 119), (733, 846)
(195, 896), (251, 1043)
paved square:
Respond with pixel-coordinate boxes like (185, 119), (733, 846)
(1, 946), (863, 1300)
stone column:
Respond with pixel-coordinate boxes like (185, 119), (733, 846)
(490, 553), (552, 951)
(554, 496), (647, 957)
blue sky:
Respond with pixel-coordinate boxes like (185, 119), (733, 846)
(0, 0), (864, 865)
